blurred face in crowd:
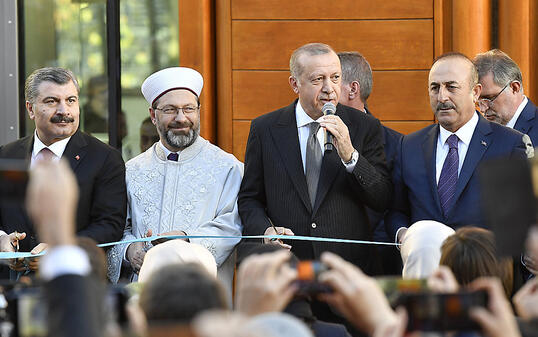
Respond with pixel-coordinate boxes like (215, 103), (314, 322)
(150, 89), (200, 152)
(26, 80), (80, 146)
(429, 57), (481, 133)
(289, 51), (342, 120)
(478, 72), (521, 125)
(139, 121), (160, 152)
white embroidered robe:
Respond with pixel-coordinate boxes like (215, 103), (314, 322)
(107, 136), (243, 284)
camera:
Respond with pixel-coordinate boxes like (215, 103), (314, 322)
(293, 260), (332, 295)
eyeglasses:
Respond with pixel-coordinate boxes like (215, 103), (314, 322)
(154, 105), (199, 115)
(478, 81), (511, 109)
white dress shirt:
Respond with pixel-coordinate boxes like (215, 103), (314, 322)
(506, 96), (529, 129)
(31, 131), (71, 167)
(435, 112), (479, 183)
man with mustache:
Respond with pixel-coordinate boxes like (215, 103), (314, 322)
(0, 67), (126, 279)
(107, 67), (243, 295)
(386, 53), (527, 247)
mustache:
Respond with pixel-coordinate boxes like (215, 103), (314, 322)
(50, 115), (75, 123)
(168, 121), (193, 129)
(436, 102), (456, 111)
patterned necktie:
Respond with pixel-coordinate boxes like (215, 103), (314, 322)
(438, 134), (459, 216)
(167, 152), (179, 161)
(306, 122), (322, 208)
(35, 147), (56, 163)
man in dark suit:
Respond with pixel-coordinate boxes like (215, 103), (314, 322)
(338, 51), (403, 275)
(238, 43), (391, 274)
(0, 67), (126, 277)
(474, 49), (537, 152)
(474, 50), (538, 281)
(386, 53), (527, 245)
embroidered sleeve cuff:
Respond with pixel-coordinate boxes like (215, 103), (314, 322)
(40, 245), (90, 281)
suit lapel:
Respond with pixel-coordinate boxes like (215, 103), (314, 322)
(514, 100), (535, 135)
(448, 115), (492, 217)
(422, 125), (442, 215)
(62, 130), (88, 172)
(269, 102), (312, 212)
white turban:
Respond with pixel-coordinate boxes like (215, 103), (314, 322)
(141, 67), (203, 105)
(138, 239), (217, 283)
(401, 220), (455, 279)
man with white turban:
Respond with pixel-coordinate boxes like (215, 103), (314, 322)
(107, 67), (243, 292)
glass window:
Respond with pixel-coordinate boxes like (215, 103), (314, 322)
(20, 0), (179, 161)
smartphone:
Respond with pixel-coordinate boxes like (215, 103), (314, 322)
(0, 159), (29, 204)
(395, 290), (488, 332)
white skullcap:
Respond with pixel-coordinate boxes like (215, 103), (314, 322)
(400, 220), (455, 279)
(141, 67), (203, 105)
(138, 239), (217, 283)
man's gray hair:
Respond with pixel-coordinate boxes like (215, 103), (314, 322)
(25, 67), (80, 104)
(289, 43), (336, 78)
(338, 51), (373, 102)
(473, 49), (523, 93)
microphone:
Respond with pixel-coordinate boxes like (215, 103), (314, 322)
(322, 102), (336, 152)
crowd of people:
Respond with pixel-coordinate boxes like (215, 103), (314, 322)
(0, 41), (537, 336)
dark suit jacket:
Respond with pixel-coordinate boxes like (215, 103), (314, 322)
(386, 113), (527, 239)
(364, 108), (403, 242)
(238, 100), (391, 273)
(514, 99), (538, 146)
(0, 130), (127, 252)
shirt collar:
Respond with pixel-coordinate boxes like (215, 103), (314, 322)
(158, 140), (176, 158)
(33, 130), (71, 158)
(506, 96), (528, 129)
(295, 101), (317, 128)
(439, 112), (479, 147)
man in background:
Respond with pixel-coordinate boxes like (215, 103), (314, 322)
(474, 49), (538, 148)
(338, 51), (403, 275)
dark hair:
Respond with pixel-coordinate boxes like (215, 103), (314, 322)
(474, 49), (523, 93)
(440, 227), (513, 297)
(338, 51), (373, 102)
(77, 237), (107, 282)
(25, 67), (80, 104)
(432, 52), (478, 88)
(139, 263), (227, 324)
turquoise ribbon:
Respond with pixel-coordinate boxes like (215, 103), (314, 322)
(0, 234), (400, 259)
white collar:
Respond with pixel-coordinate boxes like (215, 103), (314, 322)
(439, 112), (479, 147)
(295, 101), (318, 128)
(32, 130), (71, 158)
(155, 136), (206, 162)
(506, 96), (529, 129)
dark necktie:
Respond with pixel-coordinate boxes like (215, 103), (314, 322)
(306, 122), (322, 208)
(438, 134), (459, 216)
(35, 147), (56, 162)
(167, 152), (179, 161)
